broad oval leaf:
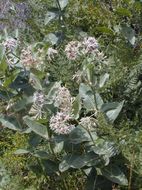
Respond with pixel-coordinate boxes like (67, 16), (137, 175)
(59, 0), (68, 10)
(0, 115), (22, 131)
(44, 11), (58, 25)
(23, 116), (49, 139)
(59, 152), (98, 172)
(101, 101), (124, 123)
(14, 149), (30, 155)
(79, 83), (96, 112)
(101, 164), (128, 186)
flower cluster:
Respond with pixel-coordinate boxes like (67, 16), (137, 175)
(2, 38), (17, 52)
(50, 112), (75, 134)
(79, 116), (97, 130)
(20, 47), (38, 69)
(49, 86), (75, 135)
(65, 41), (81, 60)
(65, 37), (103, 60)
(47, 47), (58, 60)
(54, 86), (72, 113)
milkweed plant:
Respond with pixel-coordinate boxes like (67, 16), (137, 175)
(0, 32), (129, 189)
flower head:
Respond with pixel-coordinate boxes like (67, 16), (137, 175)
(54, 86), (72, 113)
(20, 47), (38, 69)
(82, 37), (99, 54)
(3, 38), (17, 51)
(50, 112), (75, 134)
(65, 41), (81, 60)
(79, 116), (97, 130)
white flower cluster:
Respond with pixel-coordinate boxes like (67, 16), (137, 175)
(65, 37), (102, 60)
(65, 41), (81, 60)
(79, 116), (97, 130)
(54, 86), (72, 113)
(20, 47), (38, 69)
(2, 38), (17, 52)
(50, 112), (75, 135)
(47, 47), (58, 60)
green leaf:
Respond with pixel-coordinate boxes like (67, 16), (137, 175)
(86, 168), (97, 190)
(46, 82), (61, 104)
(69, 126), (91, 144)
(23, 116), (49, 139)
(44, 11), (58, 25)
(59, 0), (68, 10)
(0, 57), (7, 74)
(101, 164), (128, 186)
(45, 33), (59, 45)
(41, 160), (59, 176)
(12, 96), (33, 112)
(0, 115), (22, 131)
(53, 142), (64, 153)
(59, 152), (98, 172)
(72, 95), (81, 119)
(14, 149), (30, 155)
(0, 45), (5, 61)
(101, 101), (124, 123)
(30, 73), (42, 90)
(96, 27), (114, 35)
(121, 25), (135, 45)
(86, 168), (112, 190)
(99, 73), (109, 88)
(33, 151), (49, 159)
(95, 93), (104, 110)
(79, 83), (96, 112)
(116, 8), (131, 17)
(90, 139), (118, 165)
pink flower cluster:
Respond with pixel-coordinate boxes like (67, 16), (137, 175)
(3, 38), (17, 51)
(50, 112), (75, 134)
(54, 86), (72, 113)
(65, 37), (99, 60)
(65, 41), (81, 60)
(49, 86), (75, 135)
(20, 47), (38, 69)
(82, 37), (99, 54)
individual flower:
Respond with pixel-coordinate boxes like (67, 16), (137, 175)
(82, 37), (99, 54)
(49, 112), (75, 134)
(65, 41), (81, 60)
(47, 47), (58, 60)
(79, 116), (97, 130)
(54, 86), (72, 112)
(2, 38), (17, 51)
(20, 47), (38, 69)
